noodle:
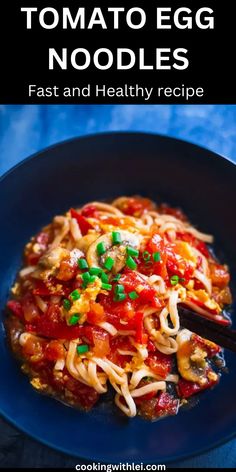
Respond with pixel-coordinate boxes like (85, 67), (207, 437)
(130, 381), (166, 398)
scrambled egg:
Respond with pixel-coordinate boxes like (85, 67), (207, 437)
(99, 222), (139, 234)
(175, 241), (197, 265)
(191, 289), (221, 313)
(67, 277), (102, 322)
(177, 286), (187, 302)
(125, 357), (145, 372)
(30, 377), (48, 391)
(11, 282), (21, 296)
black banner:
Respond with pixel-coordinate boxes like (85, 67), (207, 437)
(0, 0), (235, 104)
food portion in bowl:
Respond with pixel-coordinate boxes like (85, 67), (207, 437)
(5, 196), (232, 420)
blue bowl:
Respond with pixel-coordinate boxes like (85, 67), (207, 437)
(0, 132), (236, 463)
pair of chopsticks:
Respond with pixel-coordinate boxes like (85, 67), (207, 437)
(179, 307), (236, 352)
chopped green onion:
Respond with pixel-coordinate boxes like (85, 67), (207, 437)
(101, 271), (109, 283)
(97, 242), (106, 256)
(63, 299), (71, 311)
(115, 284), (124, 294)
(170, 275), (179, 285)
(104, 257), (114, 271)
(81, 272), (96, 287)
(77, 344), (89, 355)
(90, 267), (108, 283)
(78, 258), (88, 270)
(70, 289), (81, 301)
(144, 260), (153, 268)
(153, 252), (161, 262)
(89, 267), (102, 276)
(112, 231), (122, 245)
(113, 274), (121, 282)
(128, 291), (139, 300)
(69, 314), (81, 325)
(126, 256), (137, 270)
(101, 283), (112, 291)
(114, 293), (126, 302)
(89, 275), (97, 284)
(143, 251), (151, 261)
(144, 376), (153, 382)
(81, 272), (91, 285)
(126, 246), (139, 258)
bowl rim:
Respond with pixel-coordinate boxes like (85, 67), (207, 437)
(1, 407), (236, 465)
(0, 131), (235, 185)
(0, 131), (236, 464)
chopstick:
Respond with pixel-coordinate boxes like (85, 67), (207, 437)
(179, 307), (236, 352)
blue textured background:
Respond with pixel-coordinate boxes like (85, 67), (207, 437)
(1, 105), (236, 174)
(0, 104), (235, 468)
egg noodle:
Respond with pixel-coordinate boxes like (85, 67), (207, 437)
(6, 196), (231, 420)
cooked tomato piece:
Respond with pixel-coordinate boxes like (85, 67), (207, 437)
(29, 304), (83, 340)
(209, 263), (230, 288)
(212, 286), (232, 306)
(92, 329), (110, 357)
(70, 208), (93, 235)
(87, 302), (106, 324)
(80, 325), (94, 344)
(81, 205), (98, 218)
(64, 375), (99, 409)
(195, 240), (210, 259)
(134, 380), (157, 405)
(158, 204), (187, 222)
(120, 270), (162, 308)
(155, 392), (179, 417)
(108, 336), (133, 367)
(177, 373), (219, 398)
(99, 292), (135, 326)
(99, 216), (122, 226)
(108, 351), (131, 368)
(138, 397), (159, 420)
(32, 279), (69, 296)
(47, 304), (62, 322)
(135, 391), (156, 404)
(110, 336), (133, 352)
(22, 336), (46, 361)
(176, 232), (210, 258)
(146, 351), (172, 378)
(40, 359), (66, 392)
(135, 312), (148, 344)
(7, 300), (24, 320)
(100, 310), (122, 331)
(26, 253), (41, 266)
(33, 319), (83, 340)
(32, 280), (52, 296)
(22, 294), (40, 322)
(81, 326), (111, 357)
(30, 362), (99, 409)
(145, 233), (168, 279)
(100, 288), (156, 341)
(165, 244), (194, 283)
(45, 340), (64, 361)
(57, 257), (78, 281)
(86, 310), (104, 325)
(194, 279), (205, 290)
(147, 340), (156, 352)
(118, 197), (154, 217)
(25, 231), (50, 266)
(82, 325), (108, 348)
